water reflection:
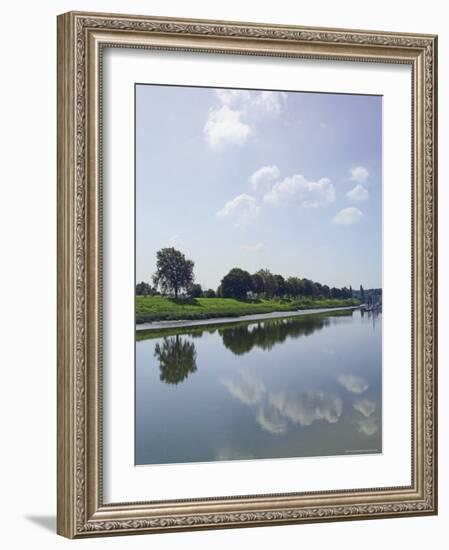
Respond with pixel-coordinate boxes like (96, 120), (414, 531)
(269, 391), (342, 427)
(221, 368), (266, 405)
(153, 312), (354, 385)
(353, 398), (376, 417)
(352, 398), (379, 436)
(136, 309), (382, 464)
(221, 367), (344, 436)
(154, 335), (197, 385)
(219, 315), (330, 355)
(356, 416), (379, 436)
(337, 374), (369, 394)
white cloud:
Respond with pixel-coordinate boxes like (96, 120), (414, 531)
(337, 374), (369, 394)
(353, 399), (376, 417)
(204, 106), (252, 149)
(214, 89), (252, 106)
(216, 194), (260, 227)
(256, 405), (288, 435)
(251, 91), (287, 114)
(248, 165), (280, 192)
(269, 391), (343, 427)
(356, 416), (379, 436)
(221, 369), (266, 406)
(264, 174), (335, 208)
(205, 89), (287, 149)
(239, 243), (266, 253)
(346, 184), (369, 202)
(215, 88), (287, 115)
(332, 207), (363, 225)
(349, 165), (369, 183)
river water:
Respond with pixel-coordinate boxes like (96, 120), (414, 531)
(135, 309), (382, 465)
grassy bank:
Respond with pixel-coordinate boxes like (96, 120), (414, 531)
(136, 308), (356, 341)
(136, 296), (360, 324)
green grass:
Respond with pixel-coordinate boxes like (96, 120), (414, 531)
(135, 296), (360, 324)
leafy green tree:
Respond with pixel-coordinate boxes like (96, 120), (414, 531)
(135, 281), (153, 296)
(302, 278), (316, 297)
(274, 274), (287, 297)
(321, 284), (331, 298)
(189, 283), (203, 298)
(257, 269), (277, 298)
(251, 273), (265, 296)
(286, 276), (302, 298)
(221, 268), (253, 299)
(152, 247), (194, 299)
(330, 287), (340, 299)
(204, 288), (216, 298)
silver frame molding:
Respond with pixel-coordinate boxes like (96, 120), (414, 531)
(57, 11), (438, 538)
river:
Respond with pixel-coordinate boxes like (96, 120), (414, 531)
(135, 308), (382, 465)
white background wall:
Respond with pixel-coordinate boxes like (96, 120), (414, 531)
(0, 1), (445, 548)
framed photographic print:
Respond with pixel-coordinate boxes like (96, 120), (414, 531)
(57, 11), (438, 538)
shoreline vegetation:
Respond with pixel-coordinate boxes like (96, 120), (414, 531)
(136, 296), (361, 325)
(136, 247), (381, 329)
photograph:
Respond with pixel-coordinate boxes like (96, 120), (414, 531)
(134, 84), (383, 465)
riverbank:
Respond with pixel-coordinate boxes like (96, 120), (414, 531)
(137, 304), (360, 338)
(136, 296), (360, 324)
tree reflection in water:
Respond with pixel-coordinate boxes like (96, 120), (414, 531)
(219, 313), (351, 356)
(154, 334), (197, 385)
(152, 311), (354, 384)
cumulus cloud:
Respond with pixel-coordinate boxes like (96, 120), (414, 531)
(349, 165), (369, 183)
(332, 207), (363, 225)
(216, 194), (260, 227)
(264, 174), (335, 209)
(249, 165), (280, 192)
(251, 91), (287, 114)
(221, 369), (266, 406)
(337, 374), (369, 394)
(214, 89), (252, 106)
(239, 243), (266, 253)
(269, 391), (343, 427)
(205, 89), (287, 149)
(204, 106), (252, 149)
(353, 399), (376, 417)
(346, 184), (369, 202)
(256, 405), (288, 435)
(356, 416), (379, 436)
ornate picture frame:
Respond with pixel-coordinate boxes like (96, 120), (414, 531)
(57, 11), (437, 538)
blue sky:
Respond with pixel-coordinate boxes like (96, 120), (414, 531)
(136, 84), (382, 291)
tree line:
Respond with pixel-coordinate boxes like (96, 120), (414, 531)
(136, 247), (366, 301)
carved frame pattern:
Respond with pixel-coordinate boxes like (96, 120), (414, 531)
(57, 11), (437, 538)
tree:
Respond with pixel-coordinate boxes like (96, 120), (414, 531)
(274, 274), (287, 297)
(251, 273), (265, 296)
(221, 268), (253, 299)
(189, 283), (203, 298)
(257, 269), (277, 298)
(330, 287), (340, 299)
(152, 247), (194, 299)
(321, 284), (331, 298)
(360, 284), (365, 303)
(286, 276), (302, 298)
(302, 278), (316, 297)
(204, 288), (216, 298)
(135, 281), (152, 296)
